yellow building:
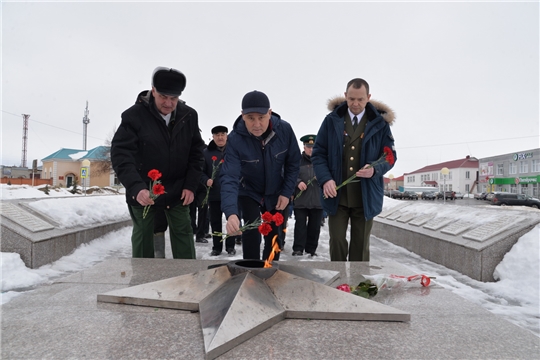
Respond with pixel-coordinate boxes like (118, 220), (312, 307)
(41, 146), (116, 188)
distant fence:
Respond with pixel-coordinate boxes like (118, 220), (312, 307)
(1, 178), (53, 186)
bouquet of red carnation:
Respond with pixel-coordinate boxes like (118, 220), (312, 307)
(201, 156), (224, 207)
(332, 146), (395, 194)
(213, 211), (284, 241)
(142, 169), (166, 219)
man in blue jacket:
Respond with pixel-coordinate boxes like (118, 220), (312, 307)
(312, 78), (397, 262)
(220, 91), (301, 261)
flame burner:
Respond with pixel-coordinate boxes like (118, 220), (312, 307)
(98, 260), (410, 360)
(226, 259), (278, 278)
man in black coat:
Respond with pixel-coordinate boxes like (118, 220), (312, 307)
(292, 134), (323, 257)
(111, 67), (205, 259)
(201, 125), (238, 256)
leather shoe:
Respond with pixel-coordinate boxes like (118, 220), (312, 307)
(204, 233), (212, 239)
(292, 251), (303, 256)
(235, 238), (242, 245)
(196, 237), (208, 243)
(309, 252), (318, 257)
(226, 248), (236, 255)
(210, 250), (221, 256)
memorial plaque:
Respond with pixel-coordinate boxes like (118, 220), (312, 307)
(441, 221), (474, 235)
(423, 217), (454, 230)
(463, 217), (517, 242)
(0, 203), (54, 232)
(409, 214), (436, 227)
(397, 213), (417, 223)
(378, 203), (410, 219)
(387, 211), (405, 221)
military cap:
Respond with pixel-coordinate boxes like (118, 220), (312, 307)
(300, 134), (316, 147)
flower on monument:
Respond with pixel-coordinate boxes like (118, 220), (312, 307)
(294, 176), (316, 200)
(142, 169), (166, 219)
(329, 146), (396, 197)
(212, 211), (283, 242)
(336, 274), (433, 298)
(201, 156), (224, 207)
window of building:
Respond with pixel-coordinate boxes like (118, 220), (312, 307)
(465, 184), (470, 193)
(510, 184), (517, 193)
(520, 184), (529, 195)
(497, 164), (504, 175)
(465, 171), (470, 179)
(519, 161), (528, 174)
(532, 159), (540, 172)
(509, 162), (517, 174)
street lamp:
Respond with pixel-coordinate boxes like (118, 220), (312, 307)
(81, 159), (91, 196)
(441, 167), (449, 204)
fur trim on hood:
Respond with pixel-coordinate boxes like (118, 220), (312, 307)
(327, 96), (395, 125)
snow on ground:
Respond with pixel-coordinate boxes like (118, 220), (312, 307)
(1, 184), (539, 337)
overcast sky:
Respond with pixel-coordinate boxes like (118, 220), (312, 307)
(2, 1), (539, 177)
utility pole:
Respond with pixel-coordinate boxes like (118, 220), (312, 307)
(82, 101), (90, 150)
(21, 114), (30, 168)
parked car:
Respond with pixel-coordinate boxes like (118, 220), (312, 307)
(421, 191), (437, 200)
(474, 192), (487, 200)
(437, 191), (455, 200)
(486, 192), (502, 202)
(454, 192), (464, 199)
(389, 190), (403, 199)
(384, 190), (390, 197)
(491, 193), (540, 208)
(402, 191), (418, 200)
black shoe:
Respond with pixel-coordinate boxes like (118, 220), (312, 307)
(309, 252), (318, 257)
(204, 233), (212, 239)
(292, 250), (303, 256)
(226, 248), (236, 255)
(196, 237), (208, 243)
(210, 250), (221, 256)
(235, 238), (242, 245)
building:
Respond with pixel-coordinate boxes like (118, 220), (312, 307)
(402, 156), (479, 194)
(477, 148), (540, 197)
(41, 146), (115, 188)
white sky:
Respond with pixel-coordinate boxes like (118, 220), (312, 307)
(1, 184), (539, 337)
(2, 1), (539, 178)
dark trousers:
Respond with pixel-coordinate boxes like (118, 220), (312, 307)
(128, 204), (195, 259)
(154, 207), (168, 233)
(190, 201), (209, 238)
(292, 208), (323, 253)
(239, 196), (283, 261)
(209, 200), (236, 252)
(328, 205), (373, 261)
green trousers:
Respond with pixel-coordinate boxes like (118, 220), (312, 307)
(128, 204), (195, 259)
(328, 205), (373, 261)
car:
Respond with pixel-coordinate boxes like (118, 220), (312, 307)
(454, 192), (464, 199)
(421, 191), (437, 200)
(402, 191), (418, 200)
(437, 191), (455, 200)
(384, 190), (390, 197)
(486, 192), (502, 202)
(474, 192), (487, 200)
(389, 190), (403, 199)
(491, 193), (540, 208)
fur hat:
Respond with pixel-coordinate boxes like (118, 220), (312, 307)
(152, 67), (186, 96)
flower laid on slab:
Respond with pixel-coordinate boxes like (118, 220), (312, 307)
(213, 211), (284, 242)
(327, 146), (396, 198)
(201, 156), (224, 207)
(143, 169), (166, 219)
(336, 274), (434, 298)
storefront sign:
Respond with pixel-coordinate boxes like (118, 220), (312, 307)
(513, 152), (533, 161)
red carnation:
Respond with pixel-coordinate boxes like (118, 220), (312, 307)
(336, 284), (351, 293)
(261, 211), (273, 223)
(211, 156), (217, 161)
(220, 159), (224, 163)
(152, 183), (165, 196)
(258, 222), (272, 236)
(148, 169), (162, 181)
(384, 146), (395, 165)
(272, 213), (284, 226)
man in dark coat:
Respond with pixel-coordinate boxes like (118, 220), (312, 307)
(312, 78), (397, 262)
(111, 67), (204, 259)
(201, 125), (238, 256)
(292, 134), (323, 257)
(220, 91), (301, 261)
